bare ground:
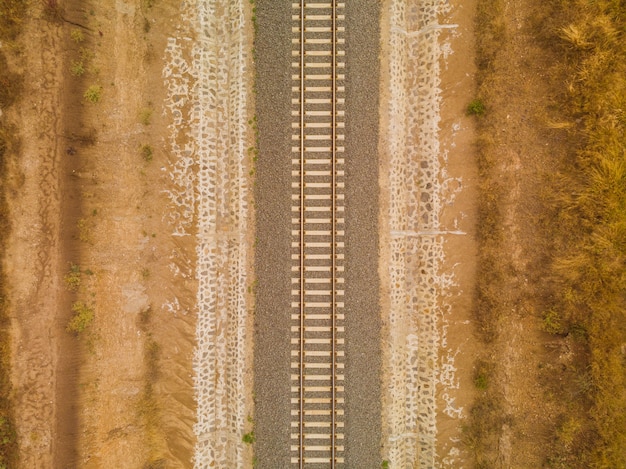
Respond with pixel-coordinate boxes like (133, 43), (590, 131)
(6, 1), (196, 467)
(468, 0), (579, 466)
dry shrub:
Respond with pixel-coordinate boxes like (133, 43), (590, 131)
(539, 0), (626, 465)
(0, 0), (26, 41)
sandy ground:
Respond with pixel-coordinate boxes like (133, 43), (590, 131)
(7, 1), (197, 467)
(474, 0), (577, 465)
(435, 0), (480, 464)
(378, 0), (480, 465)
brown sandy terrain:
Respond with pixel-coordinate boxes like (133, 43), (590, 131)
(465, 0), (581, 466)
(6, 1), (196, 467)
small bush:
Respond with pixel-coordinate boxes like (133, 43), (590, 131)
(467, 98), (486, 116)
(67, 301), (94, 334)
(242, 431), (255, 444)
(76, 218), (91, 242)
(70, 61), (85, 77)
(83, 85), (102, 103)
(140, 144), (153, 162)
(542, 309), (565, 335)
(473, 359), (493, 390)
(64, 263), (81, 291)
(70, 29), (84, 43)
(139, 108), (152, 125)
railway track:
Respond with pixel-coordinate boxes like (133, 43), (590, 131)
(290, 1), (345, 466)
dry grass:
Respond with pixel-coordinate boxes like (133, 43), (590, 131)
(0, 2), (24, 466)
(539, 1), (626, 466)
(462, 359), (506, 468)
(136, 306), (163, 462)
(469, 0), (626, 466)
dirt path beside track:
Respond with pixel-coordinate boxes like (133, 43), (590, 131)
(6, 1), (199, 466)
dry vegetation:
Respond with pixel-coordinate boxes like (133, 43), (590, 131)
(0, 1), (25, 466)
(467, 0), (626, 467)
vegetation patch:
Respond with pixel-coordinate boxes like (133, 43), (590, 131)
(83, 84), (103, 104)
(242, 431), (255, 444)
(0, 0), (26, 42)
(140, 143), (153, 162)
(536, 0), (626, 465)
(64, 263), (82, 291)
(70, 28), (84, 43)
(469, 0), (626, 465)
(0, 2), (25, 466)
(67, 301), (95, 334)
(70, 60), (85, 77)
(466, 98), (485, 116)
(137, 306), (164, 462)
(139, 107), (152, 125)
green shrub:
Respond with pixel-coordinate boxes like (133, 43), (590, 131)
(63, 263), (81, 291)
(67, 301), (94, 334)
(242, 431), (255, 444)
(467, 98), (486, 116)
(83, 85), (102, 103)
(140, 144), (153, 162)
(70, 29), (84, 43)
(70, 61), (85, 77)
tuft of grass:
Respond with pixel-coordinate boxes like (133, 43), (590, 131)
(242, 431), (255, 444)
(140, 144), (153, 162)
(467, 98), (486, 116)
(66, 301), (94, 334)
(63, 263), (81, 291)
(472, 359), (493, 390)
(139, 106), (152, 125)
(70, 28), (84, 43)
(76, 218), (91, 242)
(83, 85), (102, 104)
(541, 309), (566, 335)
(70, 60), (85, 77)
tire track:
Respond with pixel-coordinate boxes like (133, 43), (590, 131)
(8, 8), (66, 468)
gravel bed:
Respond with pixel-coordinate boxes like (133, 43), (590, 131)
(254, 0), (382, 467)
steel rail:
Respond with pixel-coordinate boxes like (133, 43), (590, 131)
(330, 0), (337, 466)
(298, 0), (305, 466)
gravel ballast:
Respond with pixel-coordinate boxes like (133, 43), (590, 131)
(254, 0), (382, 467)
